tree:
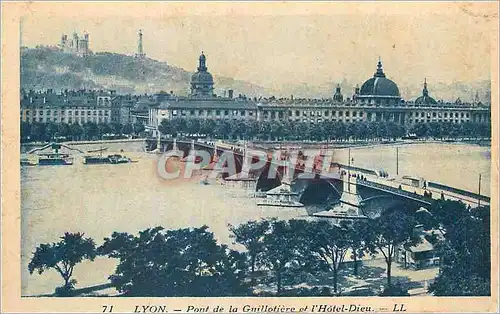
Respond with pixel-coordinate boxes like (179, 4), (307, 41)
(111, 123), (123, 135)
(158, 119), (173, 136)
(83, 122), (98, 140)
(121, 123), (134, 135)
(186, 118), (201, 136)
(299, 220), (350, 294)
(364, 209), (419, 288)
(97, 123), (112, 137)
(341, 219), (373, 277)
(215, 120), (231, 139)
(21, 122), (31, 142)
(44, 122), (59, 141)
(99, 226), (249, 297)
(70, 122), (83, 141)
(429, 200), (468, 229)
(57, 123), (71, 138)
(200, 119), (216, 138)
(429, 205), (490, 296)
(228, 219), (271, 275)
(133, 122), (145, 135)
(28, 232), (96, 295)
(30, 122), (46, 142)
(259, 220), (302, 295)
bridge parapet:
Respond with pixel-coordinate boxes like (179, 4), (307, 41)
(358, 179), (433, 205)
(428, 181), (490, 203)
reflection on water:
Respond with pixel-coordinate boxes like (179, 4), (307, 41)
(21, 143), (491, 296)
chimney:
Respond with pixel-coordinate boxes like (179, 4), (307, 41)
(228, 90), (234, 99)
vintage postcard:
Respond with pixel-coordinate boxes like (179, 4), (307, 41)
(1, 1), (499, 313)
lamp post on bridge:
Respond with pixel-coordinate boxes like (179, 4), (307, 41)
(478, 173), (482, 207)
(477, 172), (488, 207)
(348, 147), (351, 193)
(396, 147), (399, 176)
(348, 147), (355, 193)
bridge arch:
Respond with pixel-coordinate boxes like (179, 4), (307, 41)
(359, 195), (420, 219)
(298, 179), (341, 205)
(256, 168), (283, 192)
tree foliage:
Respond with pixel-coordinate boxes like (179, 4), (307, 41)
(429, 205), (490, 296)
(98, 226), (249, 297)
(28, 232), (96, 294)
(228, 219), (272, 274)
(297, 220), (350, 294)
(258, 219), (305, 295)
(363, 209), (419, 288)
(150, 118), (491, 142)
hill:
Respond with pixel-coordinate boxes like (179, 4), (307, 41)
(21, 47), (490, 102)
(20, 47), (272, 96)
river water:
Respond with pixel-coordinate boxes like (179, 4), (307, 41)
(20, 142), (491, 296)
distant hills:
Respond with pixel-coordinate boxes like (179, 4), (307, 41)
(20, 47), (273, 97)
(21, 47), (490, 102)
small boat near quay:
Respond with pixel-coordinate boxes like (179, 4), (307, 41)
(256, 198), (305, 208)
(21, 157), (37, 166)
(83, 146), (136, 164)
(25, 142), (82, 166)
(83, 154), (135, 164)
(37, 153), (74, 166)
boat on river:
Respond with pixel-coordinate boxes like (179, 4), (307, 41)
(83, 146), (136, 164)
(38, 153), (74, 166)
(83, 154), (134, 164)
(26, 142), (82, 166)
(256, 198), (305, 208)
(21, 157), (37, 166)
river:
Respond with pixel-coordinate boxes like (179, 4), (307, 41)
(20, 142), (491, 296)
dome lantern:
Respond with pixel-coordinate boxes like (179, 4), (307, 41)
(415, 78), (437, 105)
(198, 51), (207, 72)
(374, 57), (386, 78)
(190, 51), (214, 98)
(422, 78), (429, 97)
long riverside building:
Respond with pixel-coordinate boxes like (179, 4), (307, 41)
(20, 52), (491, 130)
(147, 53), (491, 134)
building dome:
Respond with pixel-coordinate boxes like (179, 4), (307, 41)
(359, 60), (400, 97)
(190, 51), (214, 98)
(414, 78), (437, 105)
(191, 71), (214, 84)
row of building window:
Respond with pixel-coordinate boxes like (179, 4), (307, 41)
(170, 109), (255, 117)
(411, 112), (469, 118)
(24, 116), (111, 123)
(23, 110), (110, 116)
(409, 119), (471, 124)
(158, 111), (487, 124)
(265, 110), (367, 118)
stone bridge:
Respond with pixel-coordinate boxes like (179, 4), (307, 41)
(146, 138), (467, 218)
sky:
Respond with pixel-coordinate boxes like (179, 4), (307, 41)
(19, 2), (497, 94)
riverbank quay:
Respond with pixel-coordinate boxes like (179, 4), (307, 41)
(251, 138), (491, 150)
(20, 138), (148, 154)
(20, 136), (491, 151)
